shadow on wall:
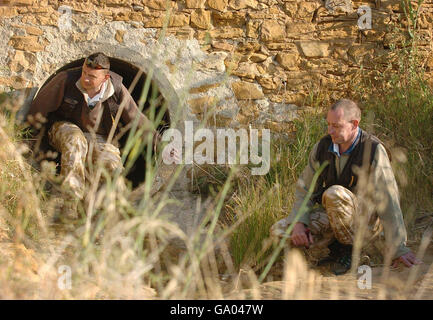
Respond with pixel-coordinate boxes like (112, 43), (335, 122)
(30, 56), (171, 189)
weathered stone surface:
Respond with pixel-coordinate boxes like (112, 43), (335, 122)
(349, 44), (374, 57)
(286, 22), (315, 39)
(232, 62), (259, 79)
(8, 36), (45, 52)
(229, 0), (258, 10)
(266, 42), (297, 51)
(246, 19), (260, 38)
(257, 76), (278, 90)
(297, 2), (320, 19)
(212, 41), (234, 51)
(0, 76), (29, 89)
(212, 11), (246, 27)
(318, 25), (358, 39)
(114, 11), (130, 21)
(197, 51), (228, 72)
(260, 20), (286, 42)
(115, 30), (125, 43)
(24, 25), (44, 36)
(8, 50), (36, 72)
(235, 42), (260, 54)
(274, 95), (304, 112)
(185, 0), (205, 8)
(232, 81), (264, 99)
(210, 27), (244, 39)
(189, 82), (221, 94)
(299, 41), (330, 57)
(284, 2), (298, 16)
(0, 6), (18, 17)
(270, 91), (306, 105)
(381, 0), (402, 11)
(250, 53), (268, 63)
(276, 52), (299, 70)
(143, 14), (164, 27)
(237, 100), (260, 120)
(207, 0), (228, 12)
(325, 0), (352, 14)
(11, 0), (33, 5)
(188, 96), (218, 114)
(224, 53), (241, 71)
(171, 26), (195, 40)
(146, 0), (172, 10)
(170, 13), (190, 27)
(105, 0), (128, 6)
(190, 9), (211, 29)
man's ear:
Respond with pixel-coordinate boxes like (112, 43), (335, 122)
(352, 119), (359, 128)
(104, 73), (110, 80)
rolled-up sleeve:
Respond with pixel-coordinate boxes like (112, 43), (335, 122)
(370, 144), (410, 259)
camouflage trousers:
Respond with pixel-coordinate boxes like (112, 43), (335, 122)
(272, 185), (383, 264)
(48, 121), (123, 200)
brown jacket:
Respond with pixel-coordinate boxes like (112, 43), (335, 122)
(27, 67), (154, 143)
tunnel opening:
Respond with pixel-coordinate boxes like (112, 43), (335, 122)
(36, 56), (171, 189)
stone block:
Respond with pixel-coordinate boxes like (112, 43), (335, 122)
(0, 6), (18, 17)
(191, 9), (211, 29)
(185, 0), (205, 8)
(299, 41), (330, 57)
(260, 20), (286, 42)
(232, 81), (264, 100)
(212, 11), (246, 27)
(210, 27), (244, 39)
(188, 96), (218, 114)
(8, 36), (45, 52)
(232, 62), (259, 79)
(229, 0), (258, 10)
(276, 52), (299, 70)
(207, 0), (228, 12)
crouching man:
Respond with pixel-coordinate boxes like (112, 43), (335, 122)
(26, 52), (178, 220)
(271, 99), (421, 274)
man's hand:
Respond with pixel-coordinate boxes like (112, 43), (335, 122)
(392, 251), (422, 268)
(162, 145), (181, 164)
(291, 222), (314, 248)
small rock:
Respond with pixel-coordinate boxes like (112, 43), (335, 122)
(132, 4), (144, 11)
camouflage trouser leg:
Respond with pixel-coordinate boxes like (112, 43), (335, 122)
(48, 121), (124, 200)
(271, 185), (382, 264)
(48, 121), (88, 199)
(306, 185), (382, 262)
(83, 132), (123, 175)
(303, 207), (335, 263)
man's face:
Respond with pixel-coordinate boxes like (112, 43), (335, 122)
(326, 108), (357, 145)
(80, 63), (109, 91)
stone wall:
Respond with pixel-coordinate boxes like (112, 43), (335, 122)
(1, 0), (433, 134)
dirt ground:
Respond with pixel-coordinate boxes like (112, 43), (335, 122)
(229, 244), (433, 300)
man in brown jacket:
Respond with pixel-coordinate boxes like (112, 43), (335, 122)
(271, 99), (421, 273)
(27, 52), (160, 219)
